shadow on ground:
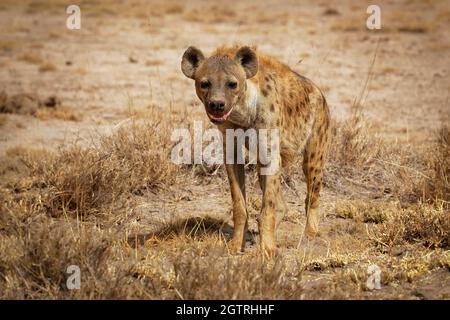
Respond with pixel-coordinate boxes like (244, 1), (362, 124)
(127, 216), (258, 246)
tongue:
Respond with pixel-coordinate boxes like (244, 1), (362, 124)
(208, 106), (234, 121)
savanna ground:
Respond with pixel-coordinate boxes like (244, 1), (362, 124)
(0, 0), (449, 299)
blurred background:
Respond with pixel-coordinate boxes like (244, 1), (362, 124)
(0, 0), (449, 152)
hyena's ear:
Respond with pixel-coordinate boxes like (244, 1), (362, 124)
(181, 46), (205, 79)
(235, 46), (258, 78)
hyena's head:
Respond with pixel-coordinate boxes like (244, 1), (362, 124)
(181, 46), (258, 124)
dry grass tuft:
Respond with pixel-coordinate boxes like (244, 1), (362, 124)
(334, 200), (392, 224)
(184, 5), (238, 24)
(0, 199), (138, 299)
(18, 51), (44, 64)
(38, 62), (57, 72)
(0, 114), (7, 126)
(397, 26), (428, 33)
(35, 107), (80, 121)
(0, 39), (18, 52)
(145, 59), (163, 66)
(304, 254), (353, 271)
(0, 191), (303, 299)
(329, 112), (382, 169)
(421, 126), (450, 204)
(334, 199), (449, 249)
(32, 122), (178, 218)
(326, 106), (448, 207)
(330, 17), (364, 32)
(373, 203), (449, 249)
(164, 4), (184, 15)
(169, 252), (303, 299)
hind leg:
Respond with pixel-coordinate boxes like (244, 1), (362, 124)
(302, 125), (330, 236)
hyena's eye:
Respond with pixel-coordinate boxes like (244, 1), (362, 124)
(227, 81), (237, 89)
(200, 80), (210, 90)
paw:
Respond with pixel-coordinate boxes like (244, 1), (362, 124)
(228, 238), (244, 255)
(304, 224), (319, 237)
(305, 213), (319, 237)
(260, 238), (276, 259)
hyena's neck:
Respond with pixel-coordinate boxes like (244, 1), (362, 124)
(225, 80), (259, 129)
(245, 80), (259, 119)
(238, 80), (259, 127)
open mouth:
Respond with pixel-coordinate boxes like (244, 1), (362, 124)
(207, 105), (234, 123)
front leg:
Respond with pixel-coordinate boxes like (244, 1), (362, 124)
(225, 162), (247, 253)
(258, 170), (280, 258)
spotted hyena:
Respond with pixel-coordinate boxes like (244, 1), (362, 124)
(181, 45), (331, 256)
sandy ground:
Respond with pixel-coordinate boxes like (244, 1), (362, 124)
(0, 0), (449, 299)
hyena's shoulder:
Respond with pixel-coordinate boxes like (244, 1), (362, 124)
(252, 52), (325, 114)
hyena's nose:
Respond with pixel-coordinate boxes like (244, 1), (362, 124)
(208, 100), (225, 112)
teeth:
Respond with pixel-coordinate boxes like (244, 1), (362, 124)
(208, 106), (233, 121)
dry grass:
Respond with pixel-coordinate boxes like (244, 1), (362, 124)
(184, 5), (238, 24)
(74, 0), (186, 18)
(18, 52), (57, 71)
(18, 51), (44, 64)
(335, 200), (449, 249)
(35, 107), (80, 121)
(327, 104), (449, 207)
(390, 13), (437, 34)
(48, 31), (60, 39)
(170, 253), (303, 299)
(22, 0), (62, 14)
(334, 200), (392, 224)
(330, 17), (365, 32)
(373, 203), (449, 249)
(422, 126), (450, 203)
(1, 107), (448, 299)
(30, 124), (177, 218)
(0, 199), (304, 299)
(329, 112), (383, 169)
(0, 203), (131, 299)
(304, 253), (355, 271)
(145, 59), (163, 66)
(164, 4), (184, 15)
(329, 10), (438, 34)
(5, 109), (181, 218)
(0, 114), (7, 126)
(38, 62), (57, 72)
(0, 92), (71, 119)
(0, 39), (18, 53)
